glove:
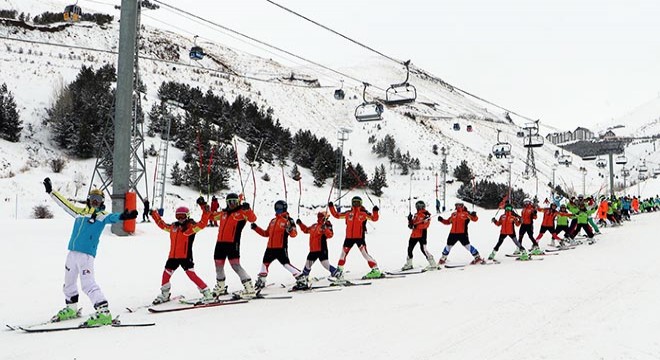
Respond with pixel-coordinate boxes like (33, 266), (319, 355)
(288, 218), (296, 230)
(407, 214), (413, 221)
(250, 223), (258, 230)
(491, 217), (496, 223)
(196, 196), (206, 205)
(242, 202), (250, 210)
(119, 209), (139, 220)
(373, 206), (379, 212)
(471, 211), (477, 216)
(437, 216), (444, 221)
(328, 202), (334, 207)
(296, 219), (302, 225)
(43, 178), (52, 194)
(407, 224), (414, 229)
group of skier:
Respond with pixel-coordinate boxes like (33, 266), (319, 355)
(43, 174), (656, 327)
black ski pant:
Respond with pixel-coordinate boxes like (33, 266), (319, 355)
(493, 234), (523, 252)
(571, 223), (594, 238)
(518, 224), (538, 247)
(407, 234), (431, 259)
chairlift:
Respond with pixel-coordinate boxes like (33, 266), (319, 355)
(523, 135), (544, 148)
(558, 154), (572, 166)
(516, 131), (525, 138)
(492, 130), (511, 158)
(639, 161), (648, 173)
(334, 80), (345, 100)
(582, 155), (597, 161)
(63, 3), (82, 22)
(466, 125), (473, 132)
(621, 168), (630, 177)
(596, 157), (607, 168)
(654, 166), (660, 176)
(384, 60), (417, 105)
(354, 82), (384, 122)
(615, 154), (628, 165)
(453, 123), (461, 131)
(638, 172), (647, 181)
(189, 35), (204, 60)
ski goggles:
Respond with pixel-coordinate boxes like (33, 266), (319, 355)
(175, 213), (188, 221)
(226, 199), (239, 206)
(352, 199), (362, 206)
(415, 202), (426, 210)
(88, 194), (104, 204)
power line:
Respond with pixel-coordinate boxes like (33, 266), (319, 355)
(150, 0), (378, 91)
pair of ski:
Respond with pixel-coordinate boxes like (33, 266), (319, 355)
(7, 316), (154, 333)
(443, 260), (501, 268)
(148, 291), (293, 314)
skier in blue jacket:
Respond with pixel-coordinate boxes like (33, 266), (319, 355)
(43, 178), (138, 327)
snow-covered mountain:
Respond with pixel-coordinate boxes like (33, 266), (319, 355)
(594, 96), (660, 138)
(2, 0), (647, 221)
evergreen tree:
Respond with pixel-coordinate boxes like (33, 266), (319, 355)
(171, 161), (183, 186)
(369, 166), (387, 197)
(453, 160), (473, 184)
(0, 83), (23, 142)
(290, 164), (301, 180)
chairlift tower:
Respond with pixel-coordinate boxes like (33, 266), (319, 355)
(336, 127), (352, 209)
(90, 1), (147, 232)
(151, 101), (179, 214)
(524, 147), (537, 179)
(440, 147), (448, 211)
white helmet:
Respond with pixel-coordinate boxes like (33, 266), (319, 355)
(523, 198), (531, 204)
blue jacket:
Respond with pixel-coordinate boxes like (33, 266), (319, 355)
(50, 191), (121, 257)
(622, 199), (631, 210)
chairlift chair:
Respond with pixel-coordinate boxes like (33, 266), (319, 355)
(615, 155), (628, 165)
(596, 158), (607, 168)
(639, 162), (648, 173)
(523, 135), (544, 148)
(354, 82), (384, 122)
(492, 130), (511, 158)
(334, 80), (345, 100)
(622, 168), (630, 177)
(654, 166), (660, 176)
(384, 60), (417, 105)
(466, 125), (473, 132)
(516, 131), (525, 138)
(558, 154), (572, 166)
(582, 155), (597, 161)
(453, 123), (461, 131)
(63, 4), (82, 22)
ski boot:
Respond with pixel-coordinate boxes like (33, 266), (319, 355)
(424, 255), (438, 271)
(152, 283), (171, 305)
(254, 275), (267, 292)
(512, 249), (521, 256)
(488, 250), (497, 261)
(401, 258), (414, 271)
(292, 274), (310, 290)
(233, 279), (257, 300)
(331, 266), (344, 280)
(517, 249), (530, 261)
(530, 246), (544, 256)
(549, 239), (557, 247)
(212, 279), (228, 297)
(200, 288), (214, 303)
(470, 255), (485, 265)
(363, 267), (383, 279)
(438, 255), (448, 265)
(51, 303), (81, 322)
(83, 302), (112, 327)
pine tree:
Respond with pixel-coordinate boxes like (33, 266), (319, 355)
(369, 166), (386, 197)
(0, 83), (23, 142)
(171, 161), (183, 186)
(453, 160), (473, 184)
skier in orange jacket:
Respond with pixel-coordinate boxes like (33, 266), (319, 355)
(437, 202), (483, 265)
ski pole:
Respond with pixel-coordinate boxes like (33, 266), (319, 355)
(408, 172), (413, 215)
(297, 175), (302, 218)
(435, 172), (440, 213)
(197, 131), (203, 196)
(242, 139), (264, 197)
(281, 165), (288, 203)
(206, 143), (215, 202)
(233, 138), (245, 201)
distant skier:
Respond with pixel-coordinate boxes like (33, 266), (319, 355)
(251, 200), (306, 293)
(295, 212), (337, 289)
(535, 203), (567, 247)
(437, 201), (484, 265)
(568, 203), (596, 240)
(209, 196), (220, 227)
(401, 200), (436, 271)
(490, 203), (527, 261)
(43, 178), (138, 327)
(328, 196), (382, 279)
(142, 198), (150, 223)
(208, 193), (257, 299)
(150, 198), (212, 305)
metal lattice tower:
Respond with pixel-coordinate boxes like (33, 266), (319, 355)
(524, 146), (537, 178)
(90, 3), (148, 201)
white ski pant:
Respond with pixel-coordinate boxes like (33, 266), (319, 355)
(63, 251), (107, 306)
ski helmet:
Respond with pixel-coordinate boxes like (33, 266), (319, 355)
(523, 198), (531, 204)
(274, 200), (288, 214)
(504, 204), (513, 211)
(455, 201), (464, 208)
(175, 206), (190, 219)
(415, 200), (426, 210)
(87, 189), (104, 204)
(226, 193), (240, 208)
(317, 212), (327, 222)
(351, 196), (363, 207)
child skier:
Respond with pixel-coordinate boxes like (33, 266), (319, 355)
(328, 196), (381, 279)
(208, 193), (257, 299)
(518, 198), (540, 253)
(401, 200), (436, 271)
(535, 203), (568, 247)
(44, 178), (138, 326)
(251, 200), (305, 292)
(150, 198), (212, 304)
(437, 202), (483, 265)
(490, 204), (527, 261)
(295, 212), (337, 289)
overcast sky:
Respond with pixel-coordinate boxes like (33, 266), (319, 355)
(117, 0), (660, 129)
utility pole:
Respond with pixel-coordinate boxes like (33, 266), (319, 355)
(551, 164), (557, 190)
(608, 152), (615, 198)
(579, 166), (587, 195)
(111, 0), (138, 236)
(440, 147), (448, 212)
(336, 127), (351, 209)
(508, 157), (514, 201)
(622, 166), (629, 189)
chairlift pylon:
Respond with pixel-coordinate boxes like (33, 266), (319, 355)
(63, 2), (82, 22)
(492, 130), (511, 158)
(189, 35), (204, 61)
(334, 80), (345, 100)
(384, 60), (417, 105)
(354, 82), (384, 122)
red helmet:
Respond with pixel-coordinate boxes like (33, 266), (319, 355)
(175, 206), (189, 219)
